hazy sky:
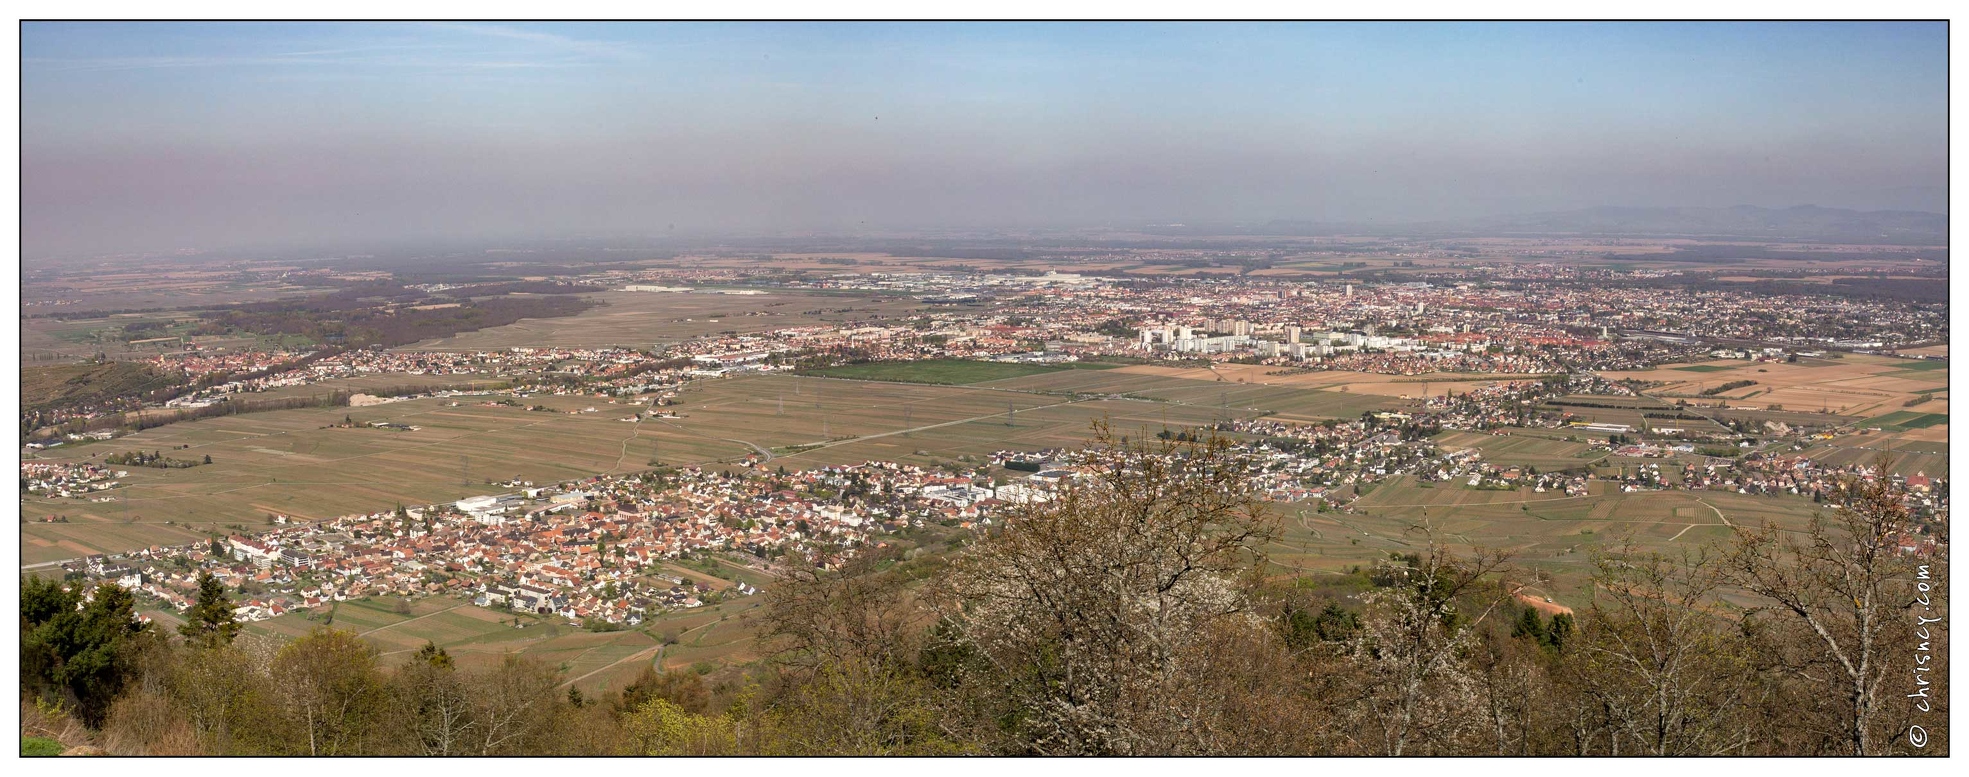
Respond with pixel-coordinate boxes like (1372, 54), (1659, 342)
(21, 21), (1948, 257)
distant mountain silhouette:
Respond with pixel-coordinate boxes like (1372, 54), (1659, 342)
(1457, 205), (1946, 242)
(1252, 204), (1946, 244)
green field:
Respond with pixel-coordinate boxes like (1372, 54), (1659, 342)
(978, 368), (1222, 395)
(1671, 364), (1736, 373)
(802, 358), (1115, 385)
(1891, 359), (1949, 371)
(1867, 411), (1949, 430)
(1708, 407), (1858, 428)
(21, 737), (63, 756)
(406, 290), (930, 350)
(1886, 370), (1949, 383)
(977, 368), (1407, 420)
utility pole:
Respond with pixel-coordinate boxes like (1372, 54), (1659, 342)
(460, 455), (470, 486)
(1007, 400), (1016, 427)
(902, 405), (911, 436)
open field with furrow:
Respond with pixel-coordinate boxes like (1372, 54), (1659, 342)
(408, 290), (927, 350)
(1321, 476), (1828, 599)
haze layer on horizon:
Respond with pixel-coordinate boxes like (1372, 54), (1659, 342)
(21, 21), (1948, 258)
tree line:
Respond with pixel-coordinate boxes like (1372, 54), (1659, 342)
(102, 450), (207, 469)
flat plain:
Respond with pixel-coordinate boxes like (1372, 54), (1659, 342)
(408, 289), (928, 350)
(1605, 354), (1948, 420)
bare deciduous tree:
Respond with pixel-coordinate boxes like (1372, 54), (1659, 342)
(935, 424), (1281, 754)
(1723, 472), (1925, 755)
(1574, 543), (1764, 755)
(269, 628), (385, 755)
(1344, 541), (1512, 755)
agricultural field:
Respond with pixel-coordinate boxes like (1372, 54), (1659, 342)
(1432, 430), (1604, 469)
(229, 589), (772, 698)
(1867, 410), (1949, 430)
(1801, 429), (1949, 476)
(407, 289), (926, 350)
(801, 358), (1116, 385)
(668, 373), (1252, 469)
(987, 364), (1411, 419)
(21, 263), (331, 317)
(1324, 475), (1827, 601)
(1537, 394), (1677, 430)
(23, 310), (318, 366)
(977, 367), (1230, 395)
(19, 392), (759, 564)
(1120, 363), (1550, 396)
(241, 596), (659, 692)
(19, 363), (1453, 567)
(1604, 354), (1948, 420)
(20, 371), (1264, 564)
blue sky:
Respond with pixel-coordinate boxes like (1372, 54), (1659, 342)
(21, 21), (1948, 256)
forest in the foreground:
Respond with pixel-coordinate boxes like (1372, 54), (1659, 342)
(21, 429), (1949, 756)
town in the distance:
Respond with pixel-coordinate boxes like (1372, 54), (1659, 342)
(22, 230), (1948, 669)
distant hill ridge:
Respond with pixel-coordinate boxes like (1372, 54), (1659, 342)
(1459, 204), (1946, 241)
(1252, 204), (1946, 244)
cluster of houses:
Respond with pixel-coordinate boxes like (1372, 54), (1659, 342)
(56, 451), (1103, 626)
(21, 461), (125, 497)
